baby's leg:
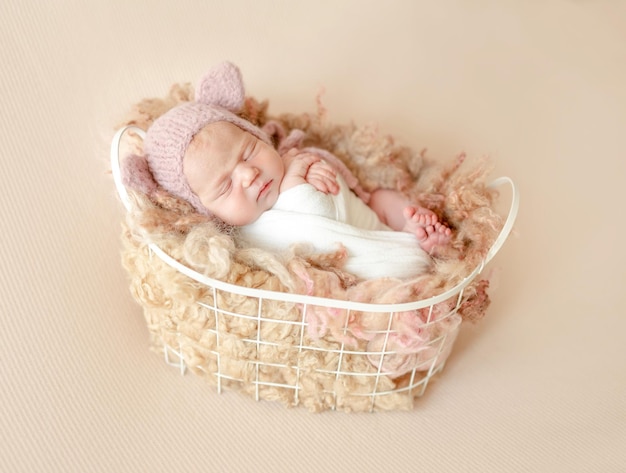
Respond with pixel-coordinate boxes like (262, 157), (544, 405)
(402, 206), (451, 255)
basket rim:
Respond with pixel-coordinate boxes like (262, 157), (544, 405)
(111, 125), (519, 312)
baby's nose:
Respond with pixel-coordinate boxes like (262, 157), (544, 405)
(237, 164), (259, 188)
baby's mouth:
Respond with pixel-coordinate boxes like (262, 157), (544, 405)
(257, 180), (272, 200)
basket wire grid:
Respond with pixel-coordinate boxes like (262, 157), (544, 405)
(111, 125), (519, 411)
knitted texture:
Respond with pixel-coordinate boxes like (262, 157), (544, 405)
(124, 62), (271, 214)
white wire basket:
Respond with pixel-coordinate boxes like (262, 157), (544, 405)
(111, 125), (519, 412)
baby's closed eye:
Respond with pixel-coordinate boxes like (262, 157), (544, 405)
(243, 141), (257, 161)
(218, 178), (232, 196)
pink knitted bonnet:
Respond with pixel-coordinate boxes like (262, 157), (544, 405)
(122, 62), (271, 214)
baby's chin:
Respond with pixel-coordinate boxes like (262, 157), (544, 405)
(212, 196), (276, 227)
(221, 209), (266, 227)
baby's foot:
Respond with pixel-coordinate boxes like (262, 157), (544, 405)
(403, 206), (452, 255)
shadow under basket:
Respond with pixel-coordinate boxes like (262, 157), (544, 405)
(111, 126), (519, 413)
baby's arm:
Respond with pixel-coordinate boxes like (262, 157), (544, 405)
(280, 149), (339, 194)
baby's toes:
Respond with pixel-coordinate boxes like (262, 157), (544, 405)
(418, 214), (432, 226)
(434, 222), (448, 234)
(414, 226), (427, 242)
(403, 206), (417, 220)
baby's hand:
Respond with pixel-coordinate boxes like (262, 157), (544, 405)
(306, 160), (339, 195)
(281, 149), (338, 194)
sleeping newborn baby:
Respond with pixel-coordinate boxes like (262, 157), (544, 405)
(122, 62), (450, 280)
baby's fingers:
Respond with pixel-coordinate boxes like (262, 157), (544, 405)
(307, 168), (339, 195)
(283, 149), (317, 164)
(307, 176), (335, 194)
(308, 162), (336, 180)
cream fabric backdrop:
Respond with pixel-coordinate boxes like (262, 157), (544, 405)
(1, 1), (624, 472)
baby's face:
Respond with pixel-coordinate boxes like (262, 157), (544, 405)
(183, 121), (285, 225)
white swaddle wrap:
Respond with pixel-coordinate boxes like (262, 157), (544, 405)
(238, 176), (431, 280)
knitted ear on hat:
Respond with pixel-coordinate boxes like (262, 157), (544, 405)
(195, 61), (245, 112)
(121, 153), (158, 197)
